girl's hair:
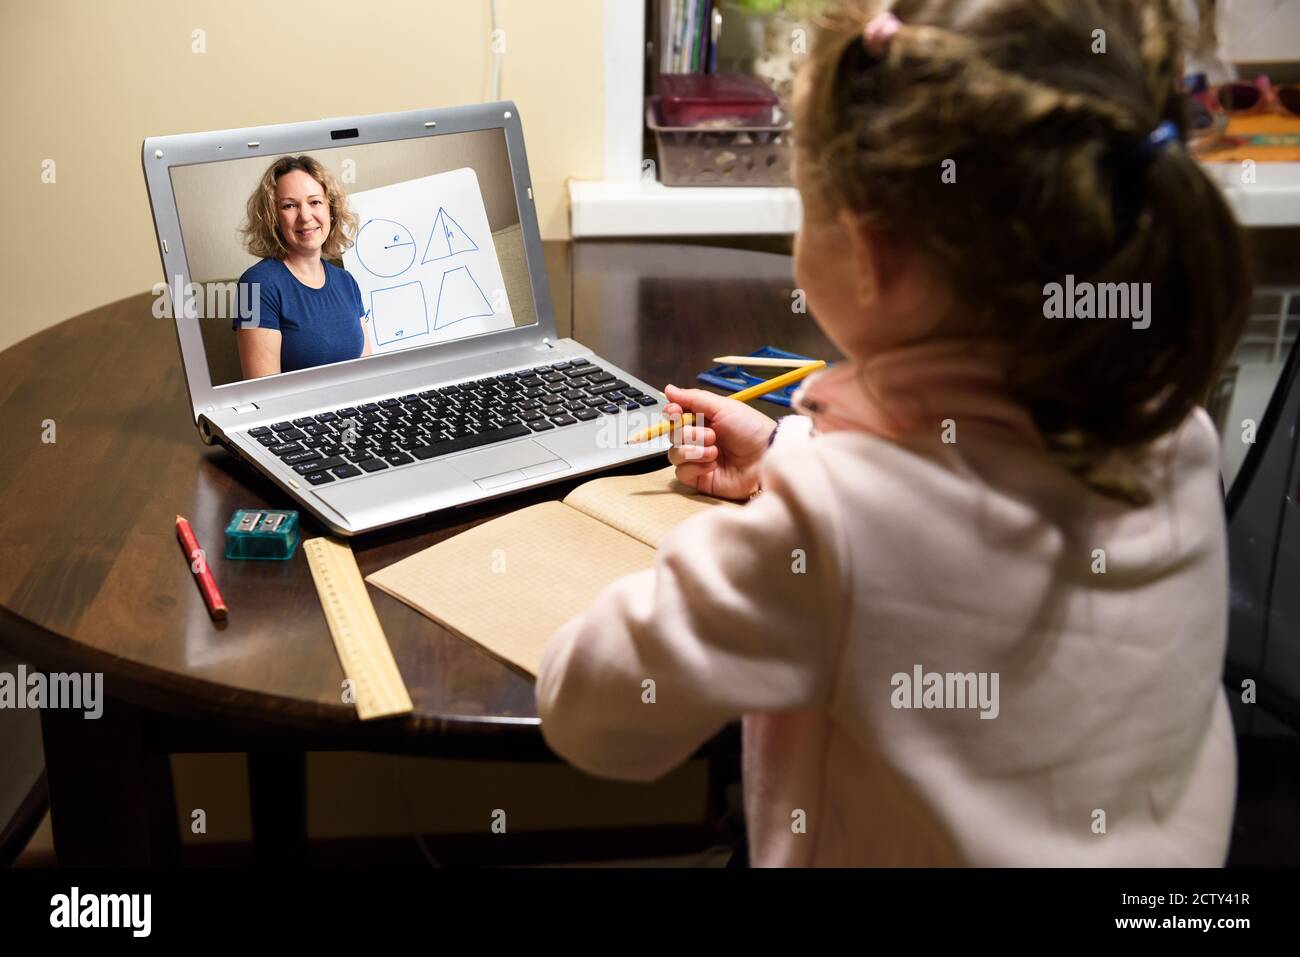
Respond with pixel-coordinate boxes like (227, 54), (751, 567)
(239, 155), (359, 261)
(795, 0), (1250, 503)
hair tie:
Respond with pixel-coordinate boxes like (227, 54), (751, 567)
(863, 12), (901, 56)
(1139, 119), (1179, 159)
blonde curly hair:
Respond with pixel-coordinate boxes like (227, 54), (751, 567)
(239, 154), (359, 261)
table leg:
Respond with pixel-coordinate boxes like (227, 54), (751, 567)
(41, 697), (180, 866)
(247, 751), (308, 865)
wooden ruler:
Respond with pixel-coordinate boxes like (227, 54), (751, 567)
(304, 537), (413, 721)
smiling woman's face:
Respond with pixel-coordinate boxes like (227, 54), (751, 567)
(274, 168), (330, 258)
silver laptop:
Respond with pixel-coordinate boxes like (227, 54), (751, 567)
(142, 102), (668, 536)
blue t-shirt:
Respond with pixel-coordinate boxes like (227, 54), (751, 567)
(233, 258), (365, 373)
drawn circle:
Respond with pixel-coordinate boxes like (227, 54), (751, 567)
(355, 219), (417, 278)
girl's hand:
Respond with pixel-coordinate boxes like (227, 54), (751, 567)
(662, 384), (776, 500)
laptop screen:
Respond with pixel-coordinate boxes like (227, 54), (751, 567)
(167, 127), (535, 388)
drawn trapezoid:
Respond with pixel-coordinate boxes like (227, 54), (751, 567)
(421, 207), (479, 264)
(433, 266), (494, 330)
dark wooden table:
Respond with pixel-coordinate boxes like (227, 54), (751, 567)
(0, 239), (837, 865)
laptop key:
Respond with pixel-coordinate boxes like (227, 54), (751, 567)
(410, 423), (531, 460)
(303, 471), (334, 486)
(284, 449), (323, 466)
(271, 421), (295, 432)
(269, 441), (305, 457)
(295, 455), (346, 474)
(249, 426), (272, 438)
(385, 452), (415, 466)
(599, 404), (620, 414)
(549, 414), (576, 426)
(637, 395), (658, 406)
(357, 458), (388, 472)
(574, 408), (599, 421)
(278, 428), (306, 442)
(292, 417), (316, 427)
(527, 419), (555, 431)
(257, 434), (281, 447)
(331, 464), (362, 479)
(315, 412), (338, 423)
(519, 409), (543, 421)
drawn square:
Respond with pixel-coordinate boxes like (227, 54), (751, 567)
(369, 281), (429, 347)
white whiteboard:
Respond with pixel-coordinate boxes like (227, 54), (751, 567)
(342, 167), (515, 353)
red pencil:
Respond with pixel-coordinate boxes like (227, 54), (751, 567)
(176, 514), (228, 620)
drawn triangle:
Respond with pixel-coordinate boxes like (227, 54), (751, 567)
(422, 208), (479, 264)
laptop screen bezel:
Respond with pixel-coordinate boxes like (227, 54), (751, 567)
(141, 102), (556, 423)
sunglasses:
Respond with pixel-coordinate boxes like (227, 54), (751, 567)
(1184, 74), (1300, 128)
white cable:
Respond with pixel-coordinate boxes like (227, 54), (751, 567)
(490, 0), (503, 102)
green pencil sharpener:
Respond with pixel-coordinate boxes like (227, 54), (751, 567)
(224, 509), (301, 560)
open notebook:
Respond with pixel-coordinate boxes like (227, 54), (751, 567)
(366, 466), (739, 675)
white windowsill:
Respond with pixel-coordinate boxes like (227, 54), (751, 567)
(569, 163), (1300, 237)
(569, 180), (802, 237)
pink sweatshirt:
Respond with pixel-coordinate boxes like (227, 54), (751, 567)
(535, 341), (1236, 866)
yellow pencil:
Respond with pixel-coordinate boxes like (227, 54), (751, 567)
(627, 360), (827, 444)
(711, 355), (815, 368)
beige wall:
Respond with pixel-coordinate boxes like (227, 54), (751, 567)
(0, 0), (604, 354)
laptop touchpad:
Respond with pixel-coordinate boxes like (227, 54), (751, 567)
(447, 440), (568, 487)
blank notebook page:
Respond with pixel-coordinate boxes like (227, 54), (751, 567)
(366, 501), (656, 675)
(562, 465), (737, 548)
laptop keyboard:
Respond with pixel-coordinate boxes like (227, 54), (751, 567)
(241, 358), (659, 487)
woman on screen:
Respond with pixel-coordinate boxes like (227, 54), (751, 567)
(232, 155), (372, 378)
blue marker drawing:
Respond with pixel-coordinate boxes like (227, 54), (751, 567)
(433, 266), (493, 330)
(370, 280), (429, 346)
(356, 218), (417, 278)
(421, 207), (479, 264)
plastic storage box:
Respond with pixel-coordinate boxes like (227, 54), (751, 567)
(656, 73), (780, 126)
(647, 96), (793, 187)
